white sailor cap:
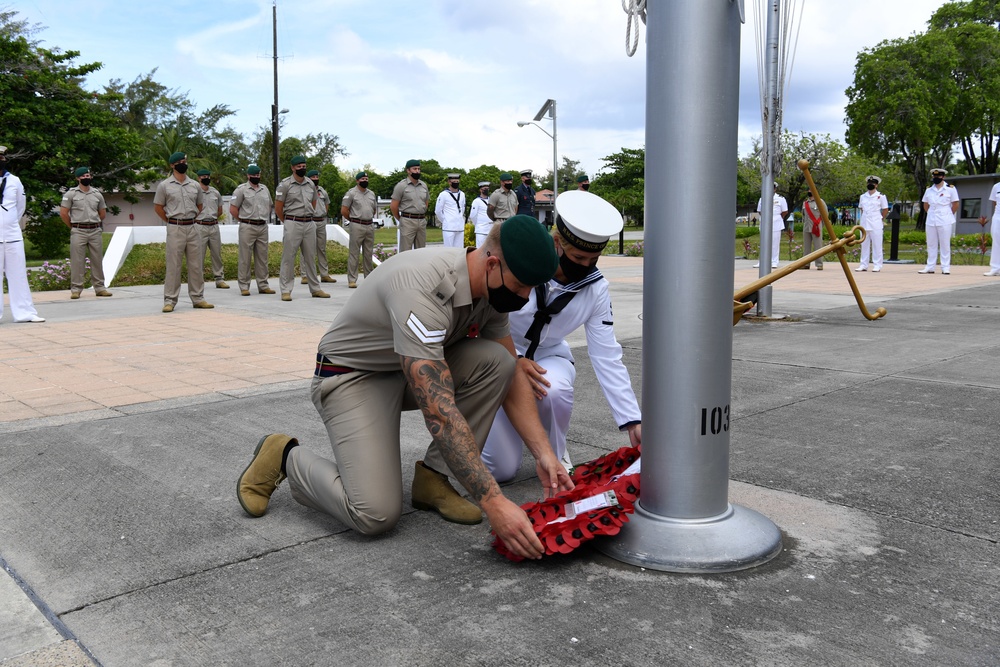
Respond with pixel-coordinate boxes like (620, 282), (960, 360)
(865, 175), (882, 184)
(931, 167), (948, 176)
(554, 190), (624, 252)
(477, 181), (490, 188)
(520, 169), (532, 176)
(446, 173), (460, 179)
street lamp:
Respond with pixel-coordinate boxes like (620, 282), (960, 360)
(517, 98), (558, 198)
(270, 106), (289, 190)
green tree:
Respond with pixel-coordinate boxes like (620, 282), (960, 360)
(590, 148), (644, 224)
(1, 10), (143, 255)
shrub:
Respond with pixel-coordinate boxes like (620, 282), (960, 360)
(624, 241), (644, 257)
(735, 227), (760, 239)
(28, 257), (91, 291)
(373, 242), (397, 263)
(23, 215), (69, 259)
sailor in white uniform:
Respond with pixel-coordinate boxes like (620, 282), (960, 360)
(481, 190), (641, 481)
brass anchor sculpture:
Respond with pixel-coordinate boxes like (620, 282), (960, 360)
(732, 159), (889, 325)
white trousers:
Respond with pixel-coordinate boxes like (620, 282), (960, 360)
(442, 230), (464, 248)
(481, 355), (575, 482)
(1, 241), (40, 322)
(925, 225), (951, 270)
(859, 227), (883, 269)
(770, 229), (781, 267)
(991, 217), (1000, 271)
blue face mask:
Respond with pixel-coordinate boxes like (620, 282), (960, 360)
(486, 256), (528, 313)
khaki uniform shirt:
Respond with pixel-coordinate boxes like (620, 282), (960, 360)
(313, 185), (330, 219)
(488, 188), (518, 220)
(276, 176), (316, 218)
(391, 178), (429, 215)
(61, 187), (107, 223)
(196, 185), (222, 221)
(153, 176), (204, 219)
(231, 182), (273, 221)
(342, 186), (378, 220)
(317, 247), (509, 372)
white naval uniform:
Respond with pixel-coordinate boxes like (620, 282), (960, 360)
(434, 187), (466, 248)
(480, 271), (641, 481)
(922, 182), (959, 271)
(757, 194), (788, 268)
(0, 171), (41, 323)
(988, 183), (1000, 273)
(469, 195), (492, 247)
(857, 189), (889, 270)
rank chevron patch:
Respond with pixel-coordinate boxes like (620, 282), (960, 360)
(406, 312), (446, 344)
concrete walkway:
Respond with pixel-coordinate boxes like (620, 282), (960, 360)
(1, 257), (998, 666)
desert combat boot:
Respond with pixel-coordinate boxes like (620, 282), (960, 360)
(411, 460), (483, 525)
(237, 434), (296, 517)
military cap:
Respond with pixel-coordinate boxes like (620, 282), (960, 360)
(500, 172), (513, 181)
(246, 164), (262, 175)
(168, 152), (186, 164)
(499, 215), (558, 286)
(0, 146), (7, 155)
(290, 155), (306, 165)
(477, 181), (490, 188)
(865, 175), (882, 185)
(520, 169), (532, 177)
(306, 169), (320, 178)
(405, 159), (421, 169)
(554, 190), (624, 252)
(576, 174), (589, 183)
(355, 171), (368, 180)
(196, 169), (211, 176)
(74, 167), (91, 178)
(930, 168), (948, 176)
(447, 173), (460, 179)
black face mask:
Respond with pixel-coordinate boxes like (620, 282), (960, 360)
(933, 176), (944, 184)
(80, 178), (93, 187)
(358, 180), (369, 189)
(449, 181), (460, 189)
(174, 163), (189, 174)
(559, 251), (596, 283)
(486, 257), (528, 313)
(523, 179), (532, 185)
(200, 177), (211, 185)
(310, 179), (320, 188)
(867, 181), (877, 191)
(0, 159), (6, 174)
(502, 182), (512, 190)
(249, 176), (261, 185)
(580, 183), (590, 191)
(294, 168), (307, 177)
(410, 172), (421, 181)
(480, 188), (489, 196)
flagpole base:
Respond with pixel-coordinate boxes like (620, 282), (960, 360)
(595, 501), (782, 573)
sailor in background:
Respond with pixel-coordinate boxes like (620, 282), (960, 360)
(481, 190), (641, 479)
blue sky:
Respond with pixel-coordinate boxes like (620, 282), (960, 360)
(18, 0), (941, 178)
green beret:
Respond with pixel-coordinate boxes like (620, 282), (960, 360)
(576, 174), (589, 183)
(405, 159), (421, 169)
(500, 173), (513, 181)
(290, 155), (306, 165)
(168, 152), (185, 164)
(306, 169), (320, 178)
(355, 171), (368, 180)
(499, 215), (558, 287)
(74, 167), (90, 178)
(246, 164), (261, 175)
(196, 169), (211, 176)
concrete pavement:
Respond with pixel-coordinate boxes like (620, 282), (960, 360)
(1, 256), (998, 666)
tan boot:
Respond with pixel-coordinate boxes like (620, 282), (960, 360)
(321, 275), (337, 283)
(411, 461), (483, 525)
(95, 290), (112, 297)
(301, 276), (308, 284)
(237, 434), (296, 517)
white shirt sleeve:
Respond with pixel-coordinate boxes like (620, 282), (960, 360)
(583, 280), (642, 428)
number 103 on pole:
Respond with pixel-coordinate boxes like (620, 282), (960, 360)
(700, 405), (730, 435)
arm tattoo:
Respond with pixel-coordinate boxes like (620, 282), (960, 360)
(401, 356), (500, 504)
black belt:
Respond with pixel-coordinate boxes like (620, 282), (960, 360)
(312, 217), (327, 222)
(240, 219), (266, 225)
(71, 223), (101, 229)
(349, 217), (373, 225)
(196, 219), (218, 225)
(400, 212), (425, 219)
(315, 354), (356, 378)
(167, 218), (195, 225)
(285, 215), (313, 222)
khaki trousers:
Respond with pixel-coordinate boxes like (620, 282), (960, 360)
(163, 223), (205, 306)
(398, 216), (426, 252)
(69, 227), (106, 292)
(347, 222), (374, 283)
(199, 223), (224, 281)
(803, 227), (824, 269)
(237, 223), (270, 292)
(287, 338), (515, 535)
(279, 219), (318, 294)
(313, 221), (329, 276)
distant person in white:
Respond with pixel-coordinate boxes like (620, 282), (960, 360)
(856, 175), (889, 272)
(985, 180), (1000, 276)
(919, 168), (959, 275)
(434, 173), (466, 248)
(481, 190), (641, 479)
(755, 183), (788, 269)
(469, 181), (493, 248)
(0, 146), (44, 323)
